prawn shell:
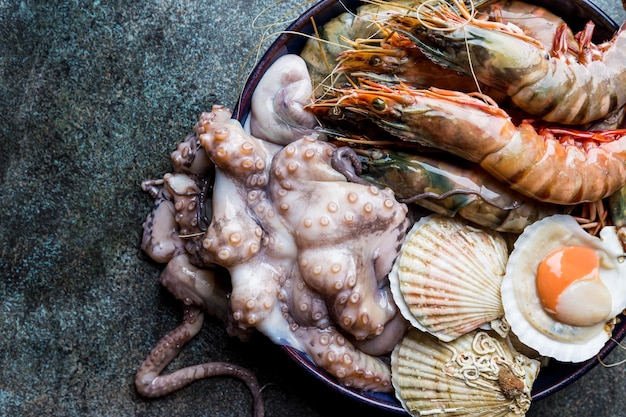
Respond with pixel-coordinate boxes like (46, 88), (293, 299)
(391, 329), (540, 417)
(389, 214), (508, 342)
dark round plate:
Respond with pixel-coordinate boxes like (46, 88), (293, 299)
(233, 0), (625, 414)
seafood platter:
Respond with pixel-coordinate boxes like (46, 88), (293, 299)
(135, 0), (626, 415)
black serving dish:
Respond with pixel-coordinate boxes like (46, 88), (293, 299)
(233, 0), (625, 414)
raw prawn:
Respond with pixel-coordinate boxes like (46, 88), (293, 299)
(334, 32), (509, 104)
(383, 1), (626, 124)
(299, 1), (414, 93)
(332, 0), (594, 108)
(308, 80), (626, 205)
(330, 145), (560, 233)
(335, 33), (490, 92)
(299, 0), (490, 94)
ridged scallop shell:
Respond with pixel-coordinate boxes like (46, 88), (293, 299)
(501, 214), (626, 362)
(391, 329), (540, 417)
(389, 214), (509, 342)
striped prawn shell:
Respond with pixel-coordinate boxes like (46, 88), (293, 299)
(389, 214), (509, 342)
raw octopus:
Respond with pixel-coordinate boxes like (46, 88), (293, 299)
(137, 102), (412, 409)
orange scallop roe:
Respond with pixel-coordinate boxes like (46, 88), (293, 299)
(536, 245), (599, 315)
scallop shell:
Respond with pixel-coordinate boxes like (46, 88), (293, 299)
(391, 329), (540, 417)
(389, 214), (509, 342)
(501, 214), (626, 362)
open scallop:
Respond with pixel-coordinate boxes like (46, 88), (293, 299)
(389, 214), (509, 342)
(501, 214), (626, 362)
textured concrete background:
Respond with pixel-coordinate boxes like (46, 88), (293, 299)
(1, 1), (626, 416)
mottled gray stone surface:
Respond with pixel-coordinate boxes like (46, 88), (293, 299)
(1, 1), (625, 416)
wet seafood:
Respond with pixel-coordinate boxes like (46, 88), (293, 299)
(335, 34), (488, 94)
(249, 54), (319, 145)
(136, 1), (626, 412)
(332, 146), (559, 233)
(501, 214), (626, 362)
(392, 329), (540, 417)
(137, 134), (265, 413)
(299, 1), (397, 92)
(308, 80), (626, 204)
(139, 104), (413, 398)
(389, 214), (509, 342)
(333, 0), (578, 101)
(300, 0), (490, 94)
(383, 1), (626, 124)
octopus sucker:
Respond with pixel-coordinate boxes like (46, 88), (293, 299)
(292, 326), (393, 392)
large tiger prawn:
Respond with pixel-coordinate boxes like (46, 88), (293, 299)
(307, 79), (626, 205)
(380, 0), (626, 125)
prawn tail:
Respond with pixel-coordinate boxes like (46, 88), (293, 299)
(481, 124), (626, 204)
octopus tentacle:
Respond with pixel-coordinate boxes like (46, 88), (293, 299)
(164, 173), (203, 237)
(140, 181), (182, 264)
(159, 254), (230, 322)
(350, 311), (409, 356)
(135, 306), (265, 417)
(331, 146), (373, 186)
(170, 133), (212, 177)
(291, 325), (393, 392)
(196, 105), (279, 190)
(269, 137), (409, 341)
(281, 265), (331, 329)
(299, 246), (396, 340)
(250, 54), (320, 145)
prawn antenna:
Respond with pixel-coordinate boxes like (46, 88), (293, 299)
(597, 337), (626, 368)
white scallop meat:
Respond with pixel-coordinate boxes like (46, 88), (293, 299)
(501, 214), (626, 362)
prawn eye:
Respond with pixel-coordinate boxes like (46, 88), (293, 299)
(372, 98), (386, 111)
(369, 56), (382, 67)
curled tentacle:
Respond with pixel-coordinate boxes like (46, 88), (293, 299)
(331, 146), (372, 186)
(250, 54), (320, 145)
(159, 254), (230, 322)
(140, 179), (182, 264)
(290, 324), (394, 392)
(135, 306), (265, 417)
(171, 133), (213, 177)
